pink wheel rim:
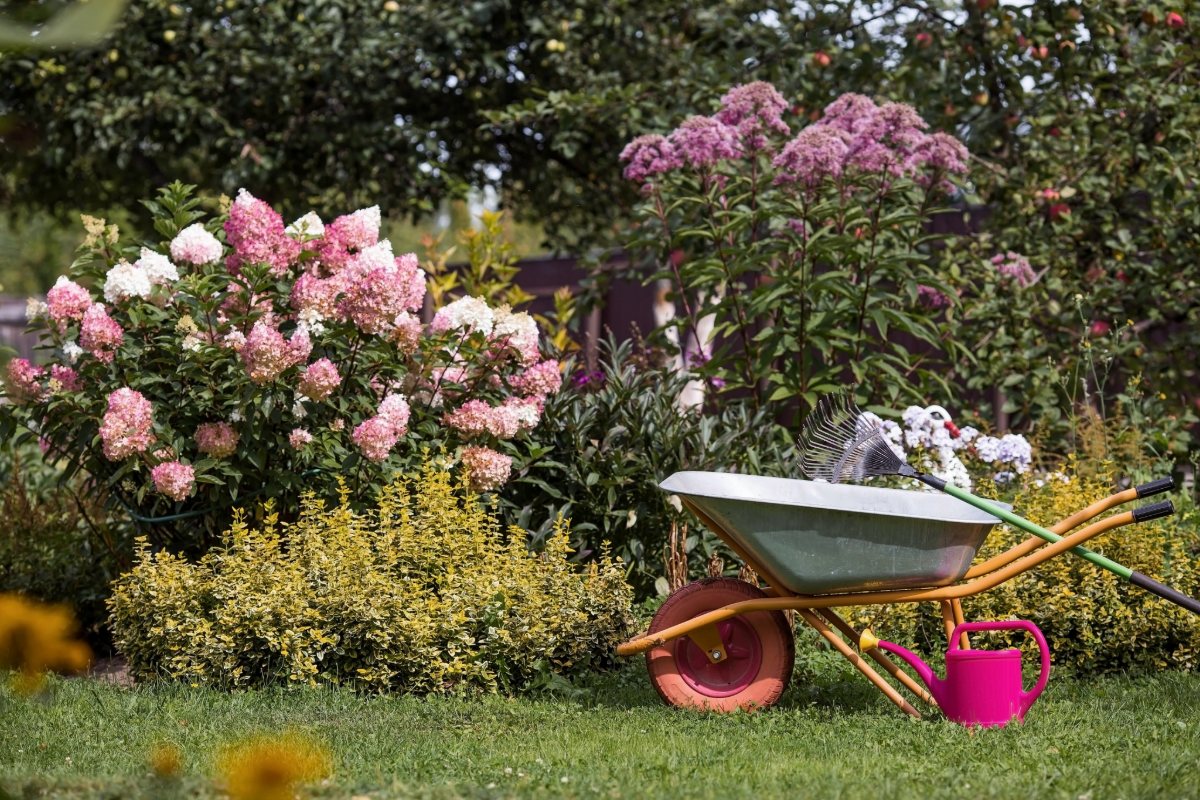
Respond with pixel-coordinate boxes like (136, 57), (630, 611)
(674, 618), (763, 698)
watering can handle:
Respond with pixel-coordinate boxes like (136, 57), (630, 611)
(948, 620), (1051, 710)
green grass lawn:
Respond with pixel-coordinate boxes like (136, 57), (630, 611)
(2, 656), (1199, 800)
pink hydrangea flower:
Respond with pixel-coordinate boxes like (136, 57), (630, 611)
(288, 428), (313, 450)
(351, 415), (400, 462)
(377, 393), (411, 435)
(195, 422), (239, 458)
(79, 303), (124, 363)
(4, 358), (46, 404)
(99, 388), (155, 461)
(315, 205), (382, 272)
(224, 189), (301, 275)
(669, 116), (743, 169)
(715, 82), (791, 149)
(170, 223), (224, 265)
(240, 319), (308, 384)
(911, 132), (969, 178)
(461, 445), (512, 492)
(619, 135), (683, 185)
(820, 93), (881, 135)
(917, 284), (950, 308)
(444, 397), (540, 440)
(290, 272), (342, 319)
(992, 252), (1037, 288)
(511, 360), (562, 397)
(340, 251), (427, 335)
(392, 311), (422, 353)
(151, 460), (195, 502)
(46, 276), (93, 332)
(298, 358), (341, 401)
(48, 364), (80, 392)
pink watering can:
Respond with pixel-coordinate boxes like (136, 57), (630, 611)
(860, 620), (1051, 728)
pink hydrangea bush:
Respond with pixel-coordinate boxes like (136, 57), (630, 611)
(0, 182), (560, 547)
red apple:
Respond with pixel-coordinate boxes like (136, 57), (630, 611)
(812, 51), (831, 68)
(1167, 11), (1186, 28)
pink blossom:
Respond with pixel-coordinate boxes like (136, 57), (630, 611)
(195, 422), (239, 458)
(991, 252), (1037, 288)
(290, 272), (342, 318)
(917, 284), (950, 308)
(99, 388), (155, 461)
(288, 428), (313, 450)
(461, 445), (512, 492)
(910, 132), (969, 177)
(845, 102), (929, 176)
(48, 364), (80, 392)
(224, 189), (301, 275)
(619, 135), (683, 185)
(821, 93), (881, 135)
(1090, 320), (1111, 337)
(351, 415), (400, 462)
(79, 303), (124, 363)
(392, 312), (422, 352)
(340, 252), (427, 335)
(668, 116), (743, 169)
(298, 358), (341, 401)
(46, 276), (93, 332)
(715, 82), (791, 150)
(315, 206), (381, 272)
(151, 461), (195, 502)
(511, 359), (562, 397)
(4, 358), (46, 404)
(377, 393), (411, 435)
(444, 397), (540, 440)
(773, 125), (852, 188)
(170, 223), (224, 265)
(241, 319), (308, 384)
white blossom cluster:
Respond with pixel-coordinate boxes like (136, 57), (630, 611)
(431, 296), (496, 336)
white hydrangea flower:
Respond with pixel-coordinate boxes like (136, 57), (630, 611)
(25, 297), (48, 321)
(169, 223), (224, 265)
(286, 211), (325, 238)
(135, 247), (179, 285)
(62, 340), (83, 364)
(432, 295), (495, 336)
(230, 409), (244, 422)
(181, 333), (203, 352)
(223, 330), (247, 351)
(491, 306), (540, 364)
(103, 260), (152, 303)
(292, 397), (308, 419)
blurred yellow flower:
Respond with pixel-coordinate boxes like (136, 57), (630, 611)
(150, 741), (184, 778)
(217, 733), (331, 800)
(0, 593), (91, 695)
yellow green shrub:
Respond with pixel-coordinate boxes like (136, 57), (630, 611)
(849, 471), (1200, 675)
(108, 463), (634, 692)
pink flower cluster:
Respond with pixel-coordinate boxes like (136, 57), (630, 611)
(315, 206), (381, 271)
(99, 388), (155, 461)
(444, 397), (541, 440)
(773, 126), (851, 188)
(351, 393), (411, 462)
(170, 223), (224, 265)
(298, 358), (341, 401)
(917, 284), (951, 309)
(151, 460), (195, 501)
(339, 249), (426, 335)
(289, 428), (313, 450)
(46, 276), (93, 332)
(491, 307), (540, 364)
(461, 445), (512, 493)
(49, 365), (80, 392)
(4, 358), (46, 404)
(992, 252), (1037, 288)
(224, 189), (301, 275)
(669, 116), (743, 169)
(241, 319), (311, 384)
(620, 135), (682, 185)
(511, 360), (562, 398)
(715, 81), (791, 150)
(195, 421), (239, 458)
(80, 304), (124, 363)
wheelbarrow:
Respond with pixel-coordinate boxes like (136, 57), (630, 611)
(615, 470), (1181, 716)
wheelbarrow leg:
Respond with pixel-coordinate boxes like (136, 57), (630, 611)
(951, 599), (970, 650)
(816, 609), (935, 707)
(940, 601), (956, 644)
(797, 609), (922, 719)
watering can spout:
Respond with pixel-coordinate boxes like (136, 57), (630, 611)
(860, 629), (946, 704)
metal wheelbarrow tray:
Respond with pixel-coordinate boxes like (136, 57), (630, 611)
(618, 470), (1179, 718)
(660, 471), (1009, 595)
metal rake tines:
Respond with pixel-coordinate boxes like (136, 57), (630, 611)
(798, 393), (905, 483)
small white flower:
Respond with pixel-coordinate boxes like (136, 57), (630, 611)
(293, 397), (308, 419)
(25, 297), (48, 321)
(181, 333), (202, 352)
(223, 330), (247, 351)
(62, 340), (83, 364)
(230, 409), (243, 422)
(135, 247), (179, 285)
(103, 260), (152, 303)
(286, 211), (325, 238)
(431, 295), (495, 336)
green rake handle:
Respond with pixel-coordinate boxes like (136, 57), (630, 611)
(913, 472), (1200, 617)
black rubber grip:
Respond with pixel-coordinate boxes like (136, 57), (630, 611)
(1132, 500), (1174, 523)
(1130, 571), (1200, 616)
(916, 473), (947, 491)
(1135, 477), (1175, 498)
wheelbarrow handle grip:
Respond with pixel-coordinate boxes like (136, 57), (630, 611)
(1132, 500), (1174, 523)
(1135, 477), (1175, 498)
(1130, 572), (1200, 616)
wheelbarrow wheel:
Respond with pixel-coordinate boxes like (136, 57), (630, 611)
(646, 577), (794, 712)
